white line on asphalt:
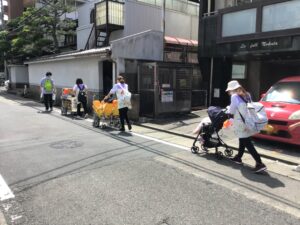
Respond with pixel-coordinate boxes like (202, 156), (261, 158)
(131, 132), (190, 151)
(0, 174), (14, 201)
(84, 118), (190, 151)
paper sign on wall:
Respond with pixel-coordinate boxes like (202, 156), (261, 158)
(161, 91), (173, 102)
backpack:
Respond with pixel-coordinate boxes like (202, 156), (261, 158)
(77, 85), (87, 103)
(238, 96), (268, 134)
(118, 84), (132, 109)
(44, 79), (53, 92)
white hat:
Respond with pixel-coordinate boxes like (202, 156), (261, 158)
(226, 80), (241, 92)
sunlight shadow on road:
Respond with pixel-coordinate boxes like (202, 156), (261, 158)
(194, 151), (285, 189)
(240, 167), (285, 188)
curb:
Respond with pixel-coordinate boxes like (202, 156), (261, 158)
(137, 123), (299, 166)
(0, 211), (7, 225)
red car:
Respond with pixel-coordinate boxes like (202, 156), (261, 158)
(254, 76), (300, 146)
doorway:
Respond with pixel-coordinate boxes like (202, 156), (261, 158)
(103, 60), (113, 95)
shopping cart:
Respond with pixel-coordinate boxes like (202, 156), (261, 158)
(61, 88), (84, 116)
(92, 99), (120, 129)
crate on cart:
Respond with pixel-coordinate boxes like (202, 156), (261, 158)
(61, 88), (84, 116)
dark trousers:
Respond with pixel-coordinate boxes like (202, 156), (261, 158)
(237, 137), (262, 164)
(119, 107), (130, 128)
(43, 94), (53, 110)
(77, 99), (88, 116)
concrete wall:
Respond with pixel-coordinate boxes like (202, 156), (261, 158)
(28, 57), (101, 91)
(26, 56), (104, 104)
(111, 30), (164, 75)
(111, 30), (164, 61)
(8, 65), (29, 89)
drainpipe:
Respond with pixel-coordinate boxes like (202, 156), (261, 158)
(208, 0), (211, 14)
(209, 58), (214, 106)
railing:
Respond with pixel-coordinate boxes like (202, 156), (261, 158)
(203, 10), (218, 17)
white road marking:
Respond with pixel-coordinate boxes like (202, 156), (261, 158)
(85, 118), (190, 151)
(0, 175), (14, 201)
(131, 132), (190, 151)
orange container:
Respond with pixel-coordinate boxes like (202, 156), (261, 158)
(93, 100), (119, 118)
(112, 100), (119, 116)
(223, 119), (233, 129)
(62, 88), (73, 96)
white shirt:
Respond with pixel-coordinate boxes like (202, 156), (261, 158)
(109, 83), (129, 109)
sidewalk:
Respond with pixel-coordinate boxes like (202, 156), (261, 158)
(136, 110), (300, 167)
(0, 90), (299, 171)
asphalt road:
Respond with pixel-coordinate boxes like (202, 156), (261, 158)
(0, 92), (300, 225)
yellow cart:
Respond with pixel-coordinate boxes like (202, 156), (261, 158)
(92, 99), (119, 128)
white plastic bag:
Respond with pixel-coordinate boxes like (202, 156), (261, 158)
(52, 93), (56, 101)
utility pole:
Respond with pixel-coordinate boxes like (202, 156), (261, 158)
(161, 0), (165, 61)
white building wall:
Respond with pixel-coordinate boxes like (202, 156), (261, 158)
(9, 65), (29, 84)
(123, 1), (161, 36)
(28, 57), (102, 92)
(77, 24), (94, 50)
(77, 1), (95, 27)
(122, 0), (199, 40)
(76, 0), (199, 49)
(76, 1), (97, 50)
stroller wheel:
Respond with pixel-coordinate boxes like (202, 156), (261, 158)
(201, 145), (208, 152)
(224, 148), (233, 157)
(191, 146), (199, 154)
(216, 151), (223, 160)
(93, 114), (100, 127)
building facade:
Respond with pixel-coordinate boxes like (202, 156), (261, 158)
(198, 0), (300, 107)
(25, 0), (203, 118)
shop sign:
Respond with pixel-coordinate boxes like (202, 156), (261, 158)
(235, 37), (292, 52)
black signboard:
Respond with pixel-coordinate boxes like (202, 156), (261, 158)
(232, 37), (292, 52)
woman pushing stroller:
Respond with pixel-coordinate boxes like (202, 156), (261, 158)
(226, 80), (267, 173)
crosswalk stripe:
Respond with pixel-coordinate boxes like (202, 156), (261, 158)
(0, 174), (14, 201)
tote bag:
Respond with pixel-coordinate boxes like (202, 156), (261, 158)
(118, 84), (132, 109)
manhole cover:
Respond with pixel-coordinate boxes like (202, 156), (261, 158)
(50, 140), (83, 149)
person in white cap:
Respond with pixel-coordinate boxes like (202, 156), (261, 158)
(226, 80), (267, 173)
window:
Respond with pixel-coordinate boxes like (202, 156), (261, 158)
(222, 8), (256, 37)
(262, 0), (300, 32)
(232, 64), (246, 79)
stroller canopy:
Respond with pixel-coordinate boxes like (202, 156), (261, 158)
(207, 106), (228, 132)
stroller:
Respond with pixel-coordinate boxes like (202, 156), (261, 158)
(191, 106), (234, 159)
